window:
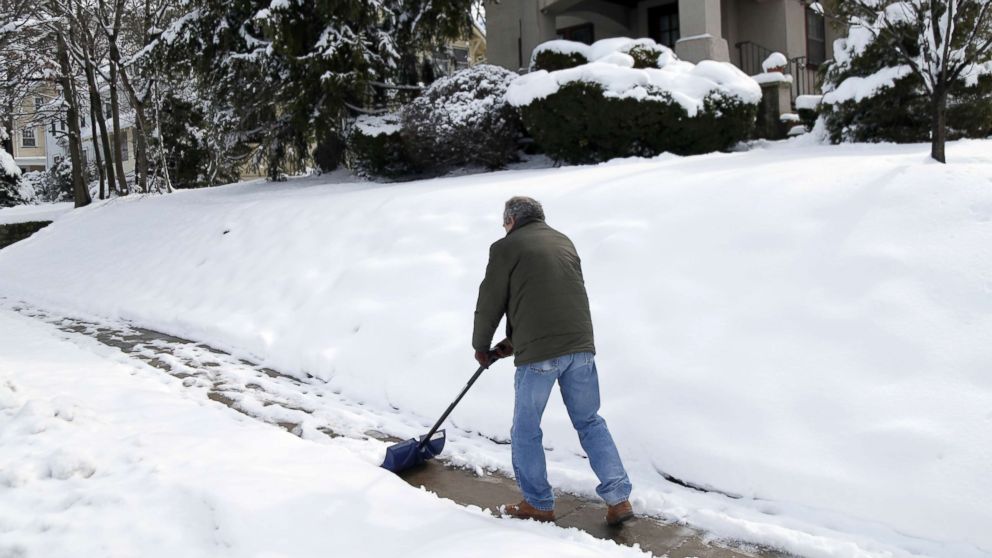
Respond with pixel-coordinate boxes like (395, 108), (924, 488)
(21, 127), (36, 148)
(81, 114), (86, 127)
(648, 4), (680, 49)
(104, 102), (112, 116)
(557, 23), (594, 45)
(806, 7), (826, 66)
(34, 96), (44, 111)
(51, 120), (56, 134)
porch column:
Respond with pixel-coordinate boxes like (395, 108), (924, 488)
(675, 0), (730, 63)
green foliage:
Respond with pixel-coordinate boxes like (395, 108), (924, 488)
(347, 115), (411, 178)
(0, 168), (22, 208)
(626, 44), (667, 69)
(531, 49), (588, 72)
(797, 108), (819, 131)
(163, 0), (474, 178)
(519, 82), (756, 164)
(822, 1), (992, 143)
(401, 64), (521, 173)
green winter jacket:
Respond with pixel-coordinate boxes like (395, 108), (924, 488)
(472, 218), (596, 366)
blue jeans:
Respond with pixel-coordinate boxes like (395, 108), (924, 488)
(511, 352), (632, 511)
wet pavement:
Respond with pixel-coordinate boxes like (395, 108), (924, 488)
(9, 302), (794, 558)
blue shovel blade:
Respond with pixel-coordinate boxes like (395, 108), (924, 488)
(381, 430), (446, 473)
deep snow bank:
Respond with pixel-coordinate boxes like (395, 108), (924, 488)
(1, 140), (991, 558)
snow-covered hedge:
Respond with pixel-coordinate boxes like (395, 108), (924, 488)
(820, 13), (992, 143)
(510, 38), (761, 163)
(347, 114), (410, 179)
(401, 64), (522, 173)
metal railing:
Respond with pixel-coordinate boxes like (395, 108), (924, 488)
(735, 41), (820, 106)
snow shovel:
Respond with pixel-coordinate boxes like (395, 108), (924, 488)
(381, 350), (502, 473)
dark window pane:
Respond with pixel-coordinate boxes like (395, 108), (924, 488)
(648, 4), (680, 48)
(806, 8), (826, 65)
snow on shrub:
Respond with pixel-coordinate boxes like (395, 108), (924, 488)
(820, 11), (992, 143)
(509, 38), (761, 163)
(347, 113), (409, 179)
(401, 64), (522, 173)
(530, 40), (590, 72)
(1, 146), (23, 207)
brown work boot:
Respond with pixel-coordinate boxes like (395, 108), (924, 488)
(606, 500), (634, 526)
(501, 500), (555, 523)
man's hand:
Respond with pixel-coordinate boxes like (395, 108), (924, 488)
(475, 350), (496, 368)
(494, 338), (514, 358)
(475, 339), (513, 368)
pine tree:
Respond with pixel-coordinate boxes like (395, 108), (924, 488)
(159, 0), (473, 179)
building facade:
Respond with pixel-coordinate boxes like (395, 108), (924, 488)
(485, 0), (842, 97)
(5, 83), (135, 176)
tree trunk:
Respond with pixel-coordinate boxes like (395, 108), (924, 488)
(108, 61), (130, 194)
(930, 84), (948, 164)
(54, 26), (91, 208)
(83, 46), (117, 195)
(111, 51), (149, 193)
(89, 103), (106, 200)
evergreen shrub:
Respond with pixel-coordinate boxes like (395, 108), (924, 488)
(518, 83), (757, 164)
(347, 114), (410, 178)
(401, 64), (521, 173)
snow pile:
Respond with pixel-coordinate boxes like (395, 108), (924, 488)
(0, 309), (650, 558)
(530, 39), (592, 65)
(796, 94), (823, 111)
(823, 64), (913, 104)
(761, 52), (788, 72)
(353, 114), (401, 138)
(509, 38), (760, 117)
(0, 148), (19, 181)
(0, 201), (73, 225)
(2, 140), (992, 558)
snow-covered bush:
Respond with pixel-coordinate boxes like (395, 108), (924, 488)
(509, 38), (761, 163)
(401, 64), (522, 172)
(14, 162), (73, 205)
(530, 40), (590, 72)
(820, 6), (992, 144)
(347, 114), (410, 178)
(1, 143), (23, 207)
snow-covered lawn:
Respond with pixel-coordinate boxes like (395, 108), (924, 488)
(1, 139), (990, 558)
(0, 308), (648, 558)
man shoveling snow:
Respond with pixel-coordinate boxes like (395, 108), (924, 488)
(473, 196), (634, 526)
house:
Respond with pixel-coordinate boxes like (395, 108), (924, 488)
(9, 88), (54, 173)
(5, 82), (136, 176)
(485, 0), (842, 98)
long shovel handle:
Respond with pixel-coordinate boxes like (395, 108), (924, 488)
(418, 353), (499, 449)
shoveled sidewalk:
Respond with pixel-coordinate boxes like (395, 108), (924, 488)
(10, 302), (794, 558)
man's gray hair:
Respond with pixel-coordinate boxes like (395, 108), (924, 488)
(504, 196), (545, 226)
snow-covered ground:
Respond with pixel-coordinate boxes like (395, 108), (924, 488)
(0, 201), (73, 225)
(0, 308), (650, 558)
(1, 139), (991, 558)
